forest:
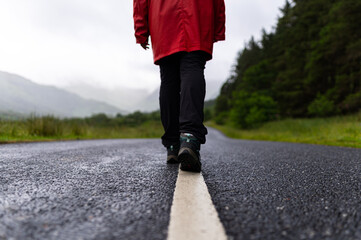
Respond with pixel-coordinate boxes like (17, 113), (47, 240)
(214, 0), (361, 128)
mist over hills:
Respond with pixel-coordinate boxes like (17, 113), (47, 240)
(64, 80), (223, 112)
(0, 70), (223, 118)
(63, 83), (148, 112)
(0, 71), (124, 118)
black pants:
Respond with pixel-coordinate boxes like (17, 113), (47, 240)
(158, 51), (208, 148)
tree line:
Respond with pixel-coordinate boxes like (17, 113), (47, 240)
(214, 0), (361, 128)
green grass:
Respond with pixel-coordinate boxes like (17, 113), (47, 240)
(2, 112), (361, 148)
(0, 118), (164, 143)
(207, 111), (361, 148)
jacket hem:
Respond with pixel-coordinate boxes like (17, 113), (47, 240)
(153, 46), (213, 65)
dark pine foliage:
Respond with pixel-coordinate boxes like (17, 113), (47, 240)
(215, 0), (361, 127)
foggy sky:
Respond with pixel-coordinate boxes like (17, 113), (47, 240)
(0, 0), (286, 93)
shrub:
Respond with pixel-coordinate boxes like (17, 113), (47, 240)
(308, 94), (336, 117)
(340, 91), (361, 113)
(230, 91), (278, 128)
(121, 111), (148, 126)
(27, 115), (63, 137)
(71, 122), (86, 136)
(214, 95), (230, 116)
(147, 110), (161, 121)
(204, 108), (212, 122)
(86, 113), (111, 126)
(214, 112), (228, 125)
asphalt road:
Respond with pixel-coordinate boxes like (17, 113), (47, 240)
(203, 129), (361, 240)
(0, 139), (178, 240)
(0, 128), (360, 239)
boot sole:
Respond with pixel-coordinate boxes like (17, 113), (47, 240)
(167, 155), (179, 164)
(178, 148), (201, 172)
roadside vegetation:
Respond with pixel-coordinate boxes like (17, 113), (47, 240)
(207, 110), (361, 148)
(0, 111), (163, 143)
(206, 0), (361, 148)
(214, 0), (361, 129)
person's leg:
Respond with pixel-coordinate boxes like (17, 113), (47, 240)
(159, 53), (181, 148)
(179, 51), (208, 144)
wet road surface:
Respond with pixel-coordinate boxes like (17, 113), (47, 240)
(0, 128), (360, 239)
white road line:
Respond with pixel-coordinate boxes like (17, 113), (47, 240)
(167, 169), (227, 240)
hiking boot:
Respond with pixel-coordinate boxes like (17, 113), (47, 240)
(167, 143), (180, 164)
(178, 133), (201, 172)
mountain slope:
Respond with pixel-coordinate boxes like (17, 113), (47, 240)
(134, 88), (159, 112)
(63, 83), (148, 113)
(0, 71), (124, 117)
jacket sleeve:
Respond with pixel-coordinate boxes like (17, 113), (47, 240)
(133, 0), (150, 44)
(214, 0), (226, 42)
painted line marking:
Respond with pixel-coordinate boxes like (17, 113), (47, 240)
(167, 169), (227, 240)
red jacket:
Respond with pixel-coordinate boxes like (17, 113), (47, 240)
(133, 0), (226, 64)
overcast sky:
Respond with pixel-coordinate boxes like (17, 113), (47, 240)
(0, 0), (285, 93)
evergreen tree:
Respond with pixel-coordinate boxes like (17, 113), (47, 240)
(215, 0), (361, 127)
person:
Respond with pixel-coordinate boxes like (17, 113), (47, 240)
(133, 0), (225, 172)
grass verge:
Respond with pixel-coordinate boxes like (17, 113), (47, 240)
(2, 113), (360, 148)
(0, 118), (164, 143)
(206, 112), (361, 148)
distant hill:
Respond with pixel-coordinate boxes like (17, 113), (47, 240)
(63, 83), (148, 113)
(0, 71), (124, 118)
(134, 88), (159, 112)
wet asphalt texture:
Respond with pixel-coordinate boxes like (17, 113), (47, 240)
(0, 139), (178, 240)
(203, 129), (361, 240)
(0, 128), (360, 240)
